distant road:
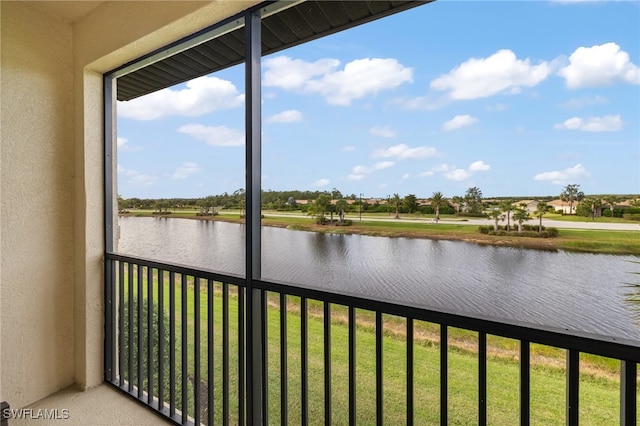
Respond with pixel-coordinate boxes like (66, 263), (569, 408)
(261, 213), (640, 231)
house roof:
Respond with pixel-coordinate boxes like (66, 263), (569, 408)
(115, 0), (433, 101)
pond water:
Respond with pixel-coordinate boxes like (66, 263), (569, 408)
(117, 216), (640, 343)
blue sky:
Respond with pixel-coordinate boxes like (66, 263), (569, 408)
(117, 0), (640, 200)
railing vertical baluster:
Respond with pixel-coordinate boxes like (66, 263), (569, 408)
(478, 332), (487, 426)
(223, 282), (229, 426)
(105, 258), (115, 382)
(194, 277), (201, 426)
(324, 302), (332, 426)
(147, 266), (153, 404)
(301, 297), (308, 426)
(376, 312), (383, 426)
(406, 318), (414, 426)
(349, 306), (356, 426)
(280, 293), (288, 426)
(620, 360), (637, 426)
(181, 274), (188, 423)
(440, 324), (447, 426)
(208, 279), (215, 426)
(238, 286), (245, 426)
(566, 349), (579, 426)
(169, 272), (176, 418)
(137, 265), (143, 398)
(520, 340), (530, 426)
(262, 290), (269, 426)
(118, 261), (125, 386)
(158, 270), (165, 411)
(128, 263), (134, 392)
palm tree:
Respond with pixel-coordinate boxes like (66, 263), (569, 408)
(603, 195), (618, 218)
(499, 199), (514, 231)
(535, 201), (550, 235)
(392, 193), (401, 219)
(512, 203), (531, 232)
(431, 191), (446, 223)
(451, 195), (464, 213)
(335, 199), (348, 224)
(560, 184), (584, 215)
(487, 208), (505, 231)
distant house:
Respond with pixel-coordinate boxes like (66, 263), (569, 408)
(513, 200), (539, 213)
(547, 199), (573, 214)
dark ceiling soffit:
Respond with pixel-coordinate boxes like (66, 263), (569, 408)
(116, 0), (433, 102)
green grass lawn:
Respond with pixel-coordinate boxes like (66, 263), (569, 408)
(119, 271), (636, 425)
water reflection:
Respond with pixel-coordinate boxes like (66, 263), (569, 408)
(117, 217), (640, 342)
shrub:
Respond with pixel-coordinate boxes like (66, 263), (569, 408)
(545, 227), (559, 237)
(315, 215), (328, 225)
(496, 230), (508, 236)
(539, 231), (550, 238)
(335, 219), (353, 226)
(519, 231), (538, 238)
(478, 226), (491, 234)
(623, 213), (640, 221)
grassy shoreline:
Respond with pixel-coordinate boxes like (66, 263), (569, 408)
(126, 277), (634, 424)
(121, 211), (640, 256)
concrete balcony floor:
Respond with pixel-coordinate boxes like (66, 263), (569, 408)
(11, 384), (170, 425)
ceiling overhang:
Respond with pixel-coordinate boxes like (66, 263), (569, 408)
(116, 0), (433, 101)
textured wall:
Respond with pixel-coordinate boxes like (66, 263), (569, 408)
(0, 2), (75, 408)
(1, 0), (260, 409)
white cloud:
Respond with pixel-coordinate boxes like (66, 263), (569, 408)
(178, 124), (244, 146)
(373, 161), (396, 171)
(313, 178), (330, 187)
(372, 144), (438, 160)
(394, 94), (450, 111)
(430, 49), (550, 100)
(402, 174), (410, 180)
(343, 146), (356, 152)
(266, 109), (303, 124)
(445, 169), (471, 181)
(118, 166), (157, 187)
(468, 160), (491, 172)
(117, 136), (142, 152)
(442, 114), (478, 131)
(264, 56), (340, 90)
(559, 95), (608, 109)
(534, 164), (590, 185)
(347, 161), (395, 181)
(264, 55), (413, 105)
(422, 161), (489, 181)
(172, 162), (201, 179)
(118, 76), (244, 120)
(554, 115), (623, 132)
(369, 126), (396, 138)
(558, 43), (640, 88)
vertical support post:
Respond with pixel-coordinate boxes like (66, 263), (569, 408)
(245, 9), (263, 425)
(103, 76), (115, 383)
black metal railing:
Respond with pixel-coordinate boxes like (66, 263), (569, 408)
(105, 253), (639, 425)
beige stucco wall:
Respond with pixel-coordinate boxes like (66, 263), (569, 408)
(1, 0), (258, 409)
(0, 2), (75, 407)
